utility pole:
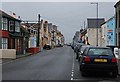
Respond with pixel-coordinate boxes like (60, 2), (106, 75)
(96, 2), (98, 46)
(84, 21), (85, 30)
(37, 14), (41, 47)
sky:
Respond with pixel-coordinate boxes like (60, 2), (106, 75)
(1, 2), (117, 43)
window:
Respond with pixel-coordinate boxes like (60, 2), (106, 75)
(34, 31), (36, 34)
(9, 21), (14, 31)
(2, 38), (8, 49)
(31, 30), (33, 33)
(2, 18), (8, 30)
(15, 21), (20, 32)
(28, 29), (30, 33)
(88, 48), (113, 56)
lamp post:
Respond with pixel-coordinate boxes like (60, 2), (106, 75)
(91, 2), (98, 46)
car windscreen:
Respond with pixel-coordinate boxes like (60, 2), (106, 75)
(88, 48), (113, 56)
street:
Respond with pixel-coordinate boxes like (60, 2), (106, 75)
(2, 46), (120, 81)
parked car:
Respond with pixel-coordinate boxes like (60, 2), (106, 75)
(43, 44), (51, 50)
(75, 43), (85, 59)
(71, 43), (74, 50)
(114, 47), (119, 59)
(78, 45), (88, 61)
(79, 46), (118, 77)
(56, 44), (63, 47)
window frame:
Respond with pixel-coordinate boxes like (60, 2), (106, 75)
(1, 38), (8, 49)
(15, 21), (20, 32)
(9, 21), (14, 32)
(2, 18), (8, 30)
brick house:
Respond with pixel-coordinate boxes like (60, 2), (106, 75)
(0, 10), (22, 58)
(87, 18), (105, 46)
(114, 1), (120, 48)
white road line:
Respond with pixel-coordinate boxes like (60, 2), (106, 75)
(71, 54), (75, 80)
(71, 74), (73, 77)
(71, 78), (73, 80)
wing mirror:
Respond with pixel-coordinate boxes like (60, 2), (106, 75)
(81, 51), (84, 55)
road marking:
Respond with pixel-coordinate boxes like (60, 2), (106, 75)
(71, 78), (73, 80)
(71, 74), (73, 77)
(71, 54), (75, 80)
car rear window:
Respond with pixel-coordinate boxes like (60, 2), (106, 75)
(88, 48), (113, 56)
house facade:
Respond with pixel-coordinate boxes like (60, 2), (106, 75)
(106, 16), (116, 46)
(0, 10), (22, 58)
(52, 25), (57, 47)
(20, 24), (29, 54)
(48, 23), (53, 46)
(101, 22), (107, 47)
(100, 16), (116, 47)
(21, 22), (39, 54)
(114, 1), (120, 48)
(87, 18), (105, 46)
(43, 21), (49, 46)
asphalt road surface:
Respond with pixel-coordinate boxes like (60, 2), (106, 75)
(2, 46), (120, 81)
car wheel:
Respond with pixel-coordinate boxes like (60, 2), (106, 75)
(79, 65), (82, 71)
(76, 56), (78, 59)
(81, 71), (86, 76)
(112, 71), (118, 78)
(76, 54), (78, 59)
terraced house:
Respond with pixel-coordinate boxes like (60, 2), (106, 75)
(115, 1), (120, 48)
(0, 10), (22, 58)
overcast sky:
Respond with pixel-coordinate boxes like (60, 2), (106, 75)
(2, 2), (116, 43)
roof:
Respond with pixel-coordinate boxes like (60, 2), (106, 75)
(114, 1), (120, 8)
(85, 46), (111, 49)
(20, 25), (29, 33)
(101, 16), (115, 26)
(87, 18), (105, 28)
(75, 31), (80, 37)
(0, 10), (21, 22)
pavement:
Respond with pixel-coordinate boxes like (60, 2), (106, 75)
(1, 53), (32, 64)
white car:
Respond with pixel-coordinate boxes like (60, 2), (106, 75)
(114, 47), (119, 59)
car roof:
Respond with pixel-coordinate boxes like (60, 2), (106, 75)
(86, 46), (111, 49)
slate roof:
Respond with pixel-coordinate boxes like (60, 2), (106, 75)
(114, 1), (120, 8)
(0, 10), (21, 22)
(87, 18), (105, 28)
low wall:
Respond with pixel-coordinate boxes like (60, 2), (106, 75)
(28, 47), (40, 54)
(0, 49), (16, 59)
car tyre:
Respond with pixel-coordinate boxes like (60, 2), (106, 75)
(81, 71), (86, 76)
(76, 54), (78, 59)
(112, 71), (118, 78)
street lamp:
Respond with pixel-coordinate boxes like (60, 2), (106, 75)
(91, 2), (98, 46)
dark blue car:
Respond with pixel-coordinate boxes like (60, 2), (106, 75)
(79, 46), (118, 78)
